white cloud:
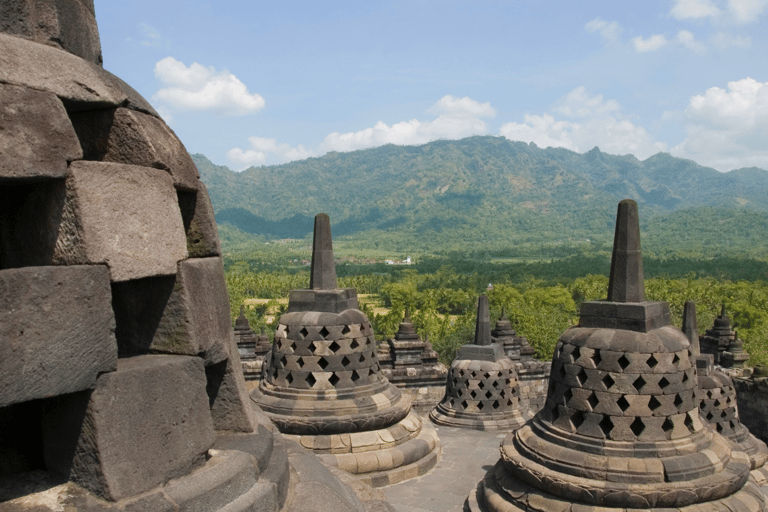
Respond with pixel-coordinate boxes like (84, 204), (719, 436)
(676, 30), (707, 54)
(670, 0), (722, 19)
(139, 23), (163, 48)
(153, 57), (264, 117)
(584, 17), (623, 41)
(499, 87), (667, 159)
(632, 34), (669, 52)
(728, 0), (768, 22)
(672, 78), (768, 170)
(226, 95), (494, 167)
(713, 32), (752, 47)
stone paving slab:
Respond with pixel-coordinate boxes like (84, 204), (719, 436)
(384, 416), (506, 512)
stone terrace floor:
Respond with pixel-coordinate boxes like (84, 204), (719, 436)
(384, 417), (506, 512)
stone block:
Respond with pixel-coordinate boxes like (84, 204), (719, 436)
(177, 182), (222, 258)
(112, 257), (231, 364)
(70, 107), (199, 190)
(0, 83), (82, 180)
(0, 265), (116, 407)
(288, 288), (359, 313)
(54, 161), (187, 282)
(0, 32), (125, 110)
(206, 350), (256, 432)
(43, 355), (215, 501)
(458, 343), (504, 362)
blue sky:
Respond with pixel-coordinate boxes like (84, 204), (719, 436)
(97, 0), (767, 172)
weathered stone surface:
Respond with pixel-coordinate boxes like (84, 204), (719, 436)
(0, 265), (116, 407)
(43, 355), (215, 501)
(70, 107), (200, 190)
(309, 213), (337, 290)
(0, 83), (82, 180)
(607, 199), (644, 303)
(54, 161), (187, 282)
(0, 0), (102, 65)
(178, 182), (222, 258)
(206, 350), (257, 432)
(0, 32), (125, 110)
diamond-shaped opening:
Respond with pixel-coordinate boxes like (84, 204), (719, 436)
(648, 396), (661, 411)
(599, 415), (613, 437)
(485, 390), (493, 399)
(662, 417), (674, 432)
(289, 341), (297, 352)
(617, 395), (630, 412)
(478, 381), (486, 390)
(730, 420), (736, 429)
(618, 355), (630, 370)
(673, 353), (680, 366)
(341, 356), (350, 366)
(630, 417), (645, 437)
(571, 346), (581, 363)
(470, 390), (477, 399)
(272, 368), (279, 379)
(329, 373), (340, 386)
(299, 327), (309, 338)
(319, 326), (330, 338)
(329, 341), (341, 353)
(682, 371), (689, 382)
(305, 373), (316, 387)
(633, 375), (647, 392)
(588, 392), (599, 411)
(706, 390), (713, 399)
(603, 374), (615, 390)
(461, 400), (468, 409)
(483, 372), (491, 379)
(674, 393), (684, 409)
(564, 388), (573, 404)
(684, 412), (695, 432)
(286, 373), (294, 385)
(492, 380), (499, 388)
(359, 353), (365, 363)
(716, 423), (724, 432)
(351, 370), (360, 382)
(477, 401), (485, 410)
(571, 410), (585, 430)
(493, 400), (500, 409)
(592, 350), (602, 368)
(470, 371), (477, 378)
(452, 378), (458, 386)
(308, 341), (318, 353)
(659, 377), (670, 389)
(720, 410), (728, 419)
(318, 357), (329, 370)
(458, 370), (465, 377)
(714, 399), (721, 407)
(507, 398), (513, 406)
(350, 339), (359, 350)
(341, 325), (351, 335)
(647, 355), (658, 368)
(576, 368), (587, 386)
(296, 357), (304, 368)
(279, 355), (288, 367)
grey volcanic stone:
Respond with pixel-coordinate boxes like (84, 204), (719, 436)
(53, 161), (188, 282)
(44, 355), (215, 501)
(206, 350), (257, 432)
(0, 83), (82, 180)
(177, 182), (222, 258)
(0, 0), (102, 65)
(70, 108), (200, 191)
(0, 265), (116, 407)
(309, 213), (337, 290)
(0, 32), (125, 110)
(607, 199), (645, 303)
(112, 257), (231, 364)
(474, 295), (492, 346)
(683, 300), (700, 353)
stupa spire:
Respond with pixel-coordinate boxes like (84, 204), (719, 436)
(607, 199), (645, 302)
(309, 213), (337, 290)
(683, 300), (700, 355)
(474, 295), (491, 346)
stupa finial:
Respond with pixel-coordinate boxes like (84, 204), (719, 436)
(474, 295), (492, 346)
(309, 213), (337, 290)
(607, 199), (645, 302)
(683, 301), (700, 355)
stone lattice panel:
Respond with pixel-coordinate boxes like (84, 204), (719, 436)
(443, 367), (520, 414)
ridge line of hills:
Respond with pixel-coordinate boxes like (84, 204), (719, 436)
(193, 136), (768, 257)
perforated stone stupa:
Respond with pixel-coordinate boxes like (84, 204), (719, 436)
(467, 199), (768, 511)
(701, 304), (751, 368)
(252, 214), (439, 487)
(684, 301), (768, 473)
(491, 309), (551, 419)
(430, 295), (526, 431)
(0, 5), (393, 511)
(377, 311), (448, 413)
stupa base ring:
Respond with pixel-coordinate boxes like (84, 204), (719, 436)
(429, 402), (527, 431)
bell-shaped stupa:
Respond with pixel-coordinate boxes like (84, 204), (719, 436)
(252, 214), (439, 487)
(684, 302), (768, 471)
(467, 200), (767, 511)
(430, 295), (526, 431)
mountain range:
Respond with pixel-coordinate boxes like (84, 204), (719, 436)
(193, 136), (768, 256)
